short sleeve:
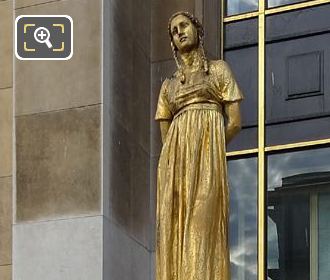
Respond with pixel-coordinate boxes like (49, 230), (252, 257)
(155, 79), (173, 121)
(218, 61), (243, 103)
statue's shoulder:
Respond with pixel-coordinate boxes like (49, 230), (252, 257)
(160, 78), (170, 92)
(160, 71), (180, 88)
(160, 76), (176, 93)
(208, 59), (230, 73)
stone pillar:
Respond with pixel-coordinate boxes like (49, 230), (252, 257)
(0, 1), (13, 280)
(13, 1), (102, 279)
(103, 0), (153, 278)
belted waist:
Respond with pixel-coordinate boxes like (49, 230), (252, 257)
(173, 103), (221, 120)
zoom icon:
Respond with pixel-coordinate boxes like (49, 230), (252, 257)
(15, 15), (73, 60)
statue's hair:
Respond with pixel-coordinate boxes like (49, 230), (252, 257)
(168, 11), (209, 83)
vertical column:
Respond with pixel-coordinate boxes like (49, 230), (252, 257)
(258, 1), (266, 280)
(103, 0), (154, 278)
(13, 1), (102, 279)
(0, 1), (13, 280)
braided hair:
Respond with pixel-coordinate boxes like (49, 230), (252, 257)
(168, 11), (209, 83)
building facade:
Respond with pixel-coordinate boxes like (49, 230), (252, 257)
(0, 0), (329, 279)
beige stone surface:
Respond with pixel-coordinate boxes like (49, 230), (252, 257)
(16, 105), (101, 222)
(0, 89), (13, 178)
(13, 217), (102, 280)
(15, 0), (55, 9)
(0, 265), (11, 280)
(0, 0), (13, 89)
(0, 177), (12, 266)
(15, 0), (101, 115)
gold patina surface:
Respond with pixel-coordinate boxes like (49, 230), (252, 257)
(155, 11), (243, 280)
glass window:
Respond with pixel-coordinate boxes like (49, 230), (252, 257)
(319, 193), (330, 280)
(267, 147), (330, 280)
(225, 19), (258, 151)
(226, 0), (258, 16)
(228, 157), (257, 280)
(268, 0), (309, 8)
(265, 5), (330, 146)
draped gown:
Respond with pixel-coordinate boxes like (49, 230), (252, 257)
(155, 60), (243, 280)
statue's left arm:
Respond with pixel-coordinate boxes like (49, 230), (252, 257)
(160, 120), (171, 144)
(224, 102), (241, 144)
(216, 60), (243, 144)
(155, 79), (173, 144)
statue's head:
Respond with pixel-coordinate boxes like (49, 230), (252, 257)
(168, 11), (204, 54)
(168, 12), (208, 83)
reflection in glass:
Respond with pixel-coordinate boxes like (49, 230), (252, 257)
(268, 0), (308, 8)
(226, 0), (258, 16)
(267, 147), (330, 280)
(225, 47), (258, 151)
(319, 193), (330, 280)
(265, 6), (330, 145)
(224, 19), (258, 151)
(228, 158), (257, 280)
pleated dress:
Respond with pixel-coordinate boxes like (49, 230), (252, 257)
(155, 60), (243, 280)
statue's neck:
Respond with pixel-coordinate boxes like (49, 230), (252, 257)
(180, 48), (204, 72)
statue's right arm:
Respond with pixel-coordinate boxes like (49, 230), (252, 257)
(160, 120), (171, 144)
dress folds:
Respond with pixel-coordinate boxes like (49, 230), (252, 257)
(155, 60), (243, 280)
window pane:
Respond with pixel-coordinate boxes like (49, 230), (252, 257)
(265, 4), (330, 146)
(228, 157), (257, 280)
(267, 147), (330, 280)
(319, 192), (330, 280)
(225, 19), (258, 151)
(268, 0), (309, 8)
(226, 0), (258, 16)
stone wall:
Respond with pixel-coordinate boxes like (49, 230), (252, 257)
(103, 0), (153, 278)
(13, 0), (103, 279)
(2, 0), (222, 278)
(0, 1), (13, 279)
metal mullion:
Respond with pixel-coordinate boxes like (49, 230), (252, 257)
(226, 148), (259, 157)
(310, 193), (319, 280)
(226, 138), (330, 158)
(258, 1), (266, 280)
(265, 138), (330, 152)
(220, 0), (224, 59)
(224, 0), (330, 23)
(224, 11), (259, 23)
(266, 0), (330, 15)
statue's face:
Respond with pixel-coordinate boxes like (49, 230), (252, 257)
(170, 15), (198, 54)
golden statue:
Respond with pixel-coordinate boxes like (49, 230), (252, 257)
(155, 11), (243, 280)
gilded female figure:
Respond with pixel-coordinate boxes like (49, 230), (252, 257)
(155, 11), (243, 280)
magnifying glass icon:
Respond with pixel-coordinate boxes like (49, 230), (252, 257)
(34, 27), (53, 49)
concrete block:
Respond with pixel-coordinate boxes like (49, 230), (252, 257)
(16, 105), (101, 222)
(0, 177), (12, 265)
(15, 0), (102, 115)
(0, 89), (12, 178)
(0, 0), (13, 89)
(13, 216), (102, 280)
